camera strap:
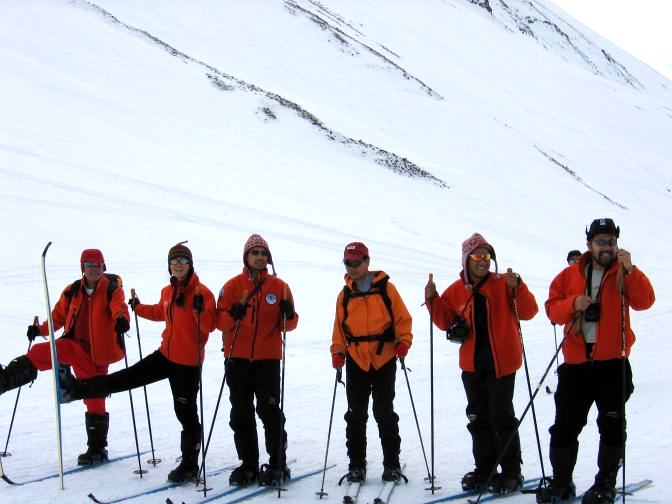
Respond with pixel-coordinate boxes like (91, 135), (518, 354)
(585, 262), (604, 302)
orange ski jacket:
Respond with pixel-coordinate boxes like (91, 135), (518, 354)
(135, 273), (216, 366)
(216, 268), (299, 361)
(38, 275), (128, 366)
(427, 272), (538, 377)
(331, 271), (413, 371)
(545, 252), (655, 364)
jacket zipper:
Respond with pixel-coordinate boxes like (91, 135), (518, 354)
(249, 292), (260, 361)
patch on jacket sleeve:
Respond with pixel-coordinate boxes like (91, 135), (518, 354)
(265, 293), (277, 305)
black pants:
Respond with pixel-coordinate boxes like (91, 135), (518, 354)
(462, 370), (520, 474)
(226, 358), (286, 466)
(345, 356), (401, 468)
(77, 350), (201, 435)
(549, 359), (633, 448)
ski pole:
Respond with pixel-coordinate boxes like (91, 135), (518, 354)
(1, 319), (38, 458)
(428, 298), (438, 492)
(40, 241), (64, 490)
(512, 291), (547, 489)
(118, 319), (146, 478)
(195, 291), (208, 497)
(545, 323), (560, 394)
(316, 368), (344, 499)
(130, 290), (159, 466)
(399, 358), (436, 491)
(277, 289), (289, 498)
(619, 275), (627, 503)
(198, 289), (248, 481)
(467, 318), (576, 504)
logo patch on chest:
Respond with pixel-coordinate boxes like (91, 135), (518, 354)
(265, 293), (277, 305)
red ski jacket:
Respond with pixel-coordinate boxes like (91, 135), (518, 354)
(135, 273), (216, 366)
(216, 268), (299, 361)
(545, 252), (655, 364)
(427, 272), (538, 377)
(38, 276), (128, 366)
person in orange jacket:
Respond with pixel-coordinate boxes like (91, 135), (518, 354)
(216, 234), (298, 487)
(425, 233), (538, 494)
(537, 219), (655, 504)
(0, 248), (129, 466)
(331, 242), (413, 484)
(59, 242), (217, 484)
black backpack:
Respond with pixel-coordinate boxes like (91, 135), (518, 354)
(65, 273), (122, 303)
(341, 277), (395, 355)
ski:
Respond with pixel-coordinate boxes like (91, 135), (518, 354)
(373, 464), (407, 504)
(87, 463), (237, 504)
(342, 480), (361, 503)
(198, 463), (336, 503)
(424, 477), (542, 504)
(570, 479), (653, 503)
(0, 456), (17, 485)
(41, 241), (65, 489)
(1, 451), (150, 486)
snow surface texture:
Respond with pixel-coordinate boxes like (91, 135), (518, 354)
(1, 0), (670, 502)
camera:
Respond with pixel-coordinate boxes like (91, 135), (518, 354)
(447, 317), (469, 344)
(584, 302), (601, 322)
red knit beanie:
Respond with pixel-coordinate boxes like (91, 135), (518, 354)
(243, 234), (276, 276)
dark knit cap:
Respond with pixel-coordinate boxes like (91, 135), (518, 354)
(167, 241), (192, 273)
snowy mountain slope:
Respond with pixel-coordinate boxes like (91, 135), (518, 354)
(1, 0), (671, 502)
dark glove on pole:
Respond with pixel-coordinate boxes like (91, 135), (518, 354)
(229, 303), (247, 321)
(115, 317), (130, 335)
(192, 294), (204, 313)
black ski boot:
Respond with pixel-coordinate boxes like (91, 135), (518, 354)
(258, 462), (291, 486)
(229, 462), (259, 487)
(582, 443), (621, 504)
(0, 356), (37, 395)
(167, 430), (200, 484)
(382, 465), (407, 483)
(537, 445), (579, 503)
(339, 459), (366, 484)
(536, 478), (576, 503)
(461, 470), (489, 491)
(488, 472), (523, 494)
(582, 479), (617, 504)
(78, 412), (109, 465)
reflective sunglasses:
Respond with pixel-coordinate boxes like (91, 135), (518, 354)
(344, 260), (363, 268)
(169, 257), (190, 265)
(83, 262), (102, 268)
(593, 238), (617, 247)
(469, 253), (491, 261)
(249, 249), (269, 257)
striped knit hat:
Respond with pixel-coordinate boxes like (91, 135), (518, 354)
(461, 233), (497, 286)
(243, 234), (276, 275)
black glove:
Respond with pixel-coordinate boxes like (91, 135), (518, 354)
(192, 294), (204, 313)
(229, 303), (247, 321)
(26, 324), (41, 342)
(128, 297), (140, 311)
(279, 299), (295, 319)
(115, 317), (130, 335)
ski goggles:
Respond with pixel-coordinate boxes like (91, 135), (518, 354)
(83, 262), (103, 268)
(169, 257), (190, 265)
(344, 260), (363, 268)
(469, 253), (491, 262)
